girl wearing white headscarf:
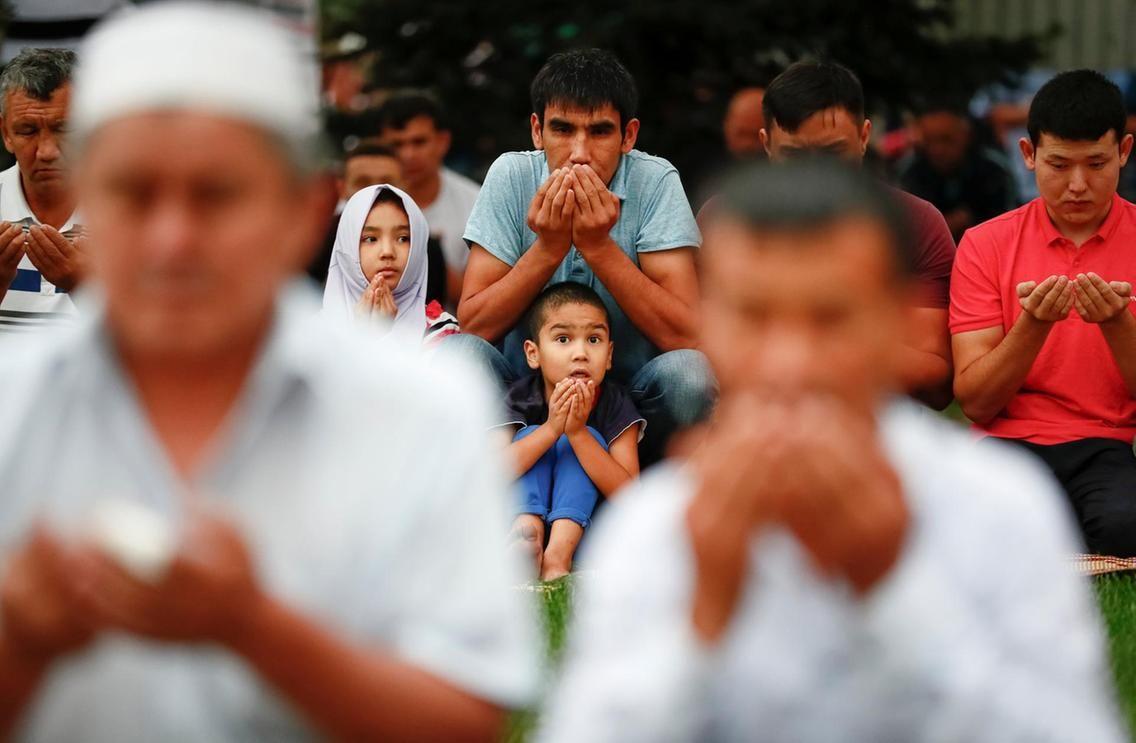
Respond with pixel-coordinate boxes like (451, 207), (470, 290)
(322, 184), (459, 344)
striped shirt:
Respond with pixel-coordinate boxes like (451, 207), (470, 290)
(0, 164), (78, 337)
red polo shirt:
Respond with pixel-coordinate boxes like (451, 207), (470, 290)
(950, 194), (1136, 445)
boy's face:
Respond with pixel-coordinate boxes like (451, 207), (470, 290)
(524, 301), (613, 391)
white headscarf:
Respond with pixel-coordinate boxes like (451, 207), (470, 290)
(322, 185), (430, 340)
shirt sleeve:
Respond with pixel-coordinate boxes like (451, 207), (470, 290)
(862, 446), (1126, 743)
(359, 360), (541, 708)
(949, 229), (1004, 334)
(462, 154), (529, 267)
(598, 384), (646, 444)
(537, 472), (716, 743)
(636, 169), (702, 253)
(908, 196), (956, 309)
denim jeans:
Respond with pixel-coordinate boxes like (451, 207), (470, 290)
(514, 425), (606, 527)
(442, 333), (716, 465)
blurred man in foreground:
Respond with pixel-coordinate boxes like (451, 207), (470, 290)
(540, 161), (1122, 742)
(758, 61), (956, 408)
(0, 48), (87, 335)
(0, 4), (536, 741)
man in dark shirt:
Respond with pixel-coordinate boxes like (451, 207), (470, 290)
(757, 61), (957, 409)
(900, 102), (1020, 242)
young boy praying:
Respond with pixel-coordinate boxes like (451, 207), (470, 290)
(499, 283), (643, 580)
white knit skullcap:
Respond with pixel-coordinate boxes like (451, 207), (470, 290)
(72, 1), (320, 162)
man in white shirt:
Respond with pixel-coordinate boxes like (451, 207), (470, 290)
(378, 89), (480, 306)
(0, 4), (536, 741)
(0, 47), (86, 336)
(539, 160), (1124, 742)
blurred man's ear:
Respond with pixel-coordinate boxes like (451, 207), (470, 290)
(1018, 137), (1037, 171)
(759, 128), (770, 156)
(858, 119), (873, 157)
(523, 338), (541, 370)
(437, 128), (452, 157)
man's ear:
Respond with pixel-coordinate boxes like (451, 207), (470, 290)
(1120, 133), (1134, 168)
(859, 119), (873, 157)
(759, 128), (771, 156)
(621, 118), (640, 153)
(530, 113), (544, 150)
(1018, 137), (1037, 171)
(524, 338), (541, 370)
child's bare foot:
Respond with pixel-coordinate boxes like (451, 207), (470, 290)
(508, 517), (544, 577)
(540, 547), (572, 581)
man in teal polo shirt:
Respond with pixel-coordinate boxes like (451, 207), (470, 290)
(454, 49), (712, 462)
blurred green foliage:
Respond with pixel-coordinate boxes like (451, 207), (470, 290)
(321, 0), (1049, 183)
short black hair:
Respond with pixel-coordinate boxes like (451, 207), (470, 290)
(530, 49), (638, 129)
(345, 141), (398, 163)
(1027, 69), (1127, 147)
(378, 89), (448, 132)
(526, 282), (611, 340)
(762, 61), (865, 133)
(708, 159), (915, 281)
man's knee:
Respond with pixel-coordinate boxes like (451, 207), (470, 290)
(1089, 509), (1136, 557)
(633, 349), (716, 427)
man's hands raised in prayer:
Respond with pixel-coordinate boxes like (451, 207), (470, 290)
(0, 223), (26, 293)
(26, 225), (88, 292)
(685, 395), (908, 645)
(1072, 272), (1132, 324)
(527, 167), (576, 256)
(570, 164), (620, 254)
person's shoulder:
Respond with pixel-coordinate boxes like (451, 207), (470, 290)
(963, 198), (1036, 243)
(487, 150), (545, 175)
(582, 463), (693, 561)
(623, 149), (680, 179)
(882, 401), (1072, 533)
(889, 185), (943, 222)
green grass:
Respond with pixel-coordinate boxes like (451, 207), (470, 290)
(1095, 574), (1136, 737)
(507, 573), (1136, 742)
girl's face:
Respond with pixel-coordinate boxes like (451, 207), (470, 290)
(359, 199), (410, 288)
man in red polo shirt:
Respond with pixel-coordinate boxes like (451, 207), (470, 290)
(952, 69), (1136, 556)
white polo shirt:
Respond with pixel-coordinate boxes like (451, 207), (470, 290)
(0, 163), (79, 336)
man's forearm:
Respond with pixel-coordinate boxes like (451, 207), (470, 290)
(507, 424), (558, 476)
(0, 632), (49, 737)
(582, 239), (697, 350)
(955, 314), (1053, 423)
(1100, 311), (1136, 397)
(228, 592), (504, 742)
(567, 429), (632, 498)
(459, 241), (566, 342)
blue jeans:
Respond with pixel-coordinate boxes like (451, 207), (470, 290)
(515, 425), (606, 527)
(442, 333), (716, 464)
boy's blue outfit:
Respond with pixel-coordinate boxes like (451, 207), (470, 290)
(499, 374), (644, 527)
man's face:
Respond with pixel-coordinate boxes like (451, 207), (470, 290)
(700, 217), (906, 415)
(379, 115), (449, 189)
(762, 107), (870, 164)
(531, 103), (639, 186)
(917, 111), (971, 174)
(2, 84), (70, 191)
(342, 154), (402, 200)
(1020, 131), (1132, 229)
(77, 112), (322, 359)
(723, 88), (765, 158)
